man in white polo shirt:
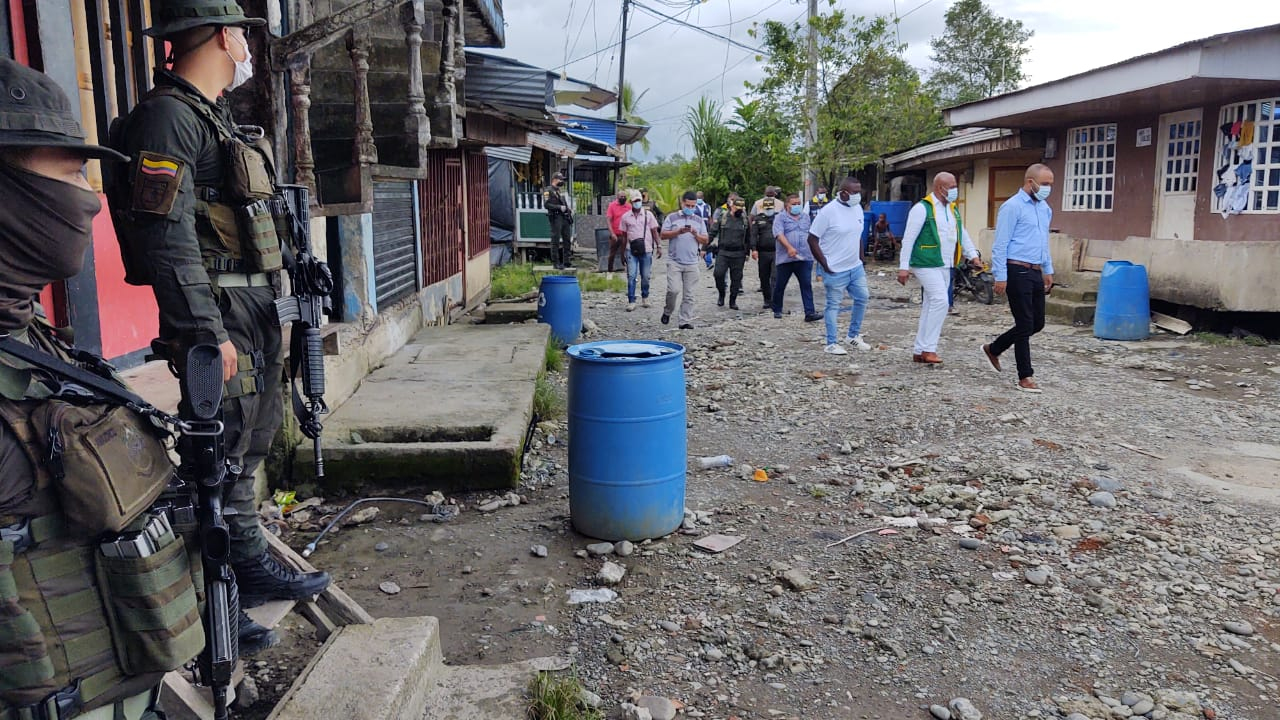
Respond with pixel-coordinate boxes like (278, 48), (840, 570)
(807, 177), (871, 355)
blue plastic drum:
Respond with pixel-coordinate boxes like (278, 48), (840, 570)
(870, 200), (912, 238)
(537, 274), (582, 345)
(1094, 260), (1150, 341)
(566, 341), (686, 541)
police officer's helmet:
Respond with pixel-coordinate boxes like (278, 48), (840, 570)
(0, 58), (127, 162)
(145, 0), (266, 38)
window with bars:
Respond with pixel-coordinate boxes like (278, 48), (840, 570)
(1062, 123), (1117, 212)
(1213, 98), (1280, 214)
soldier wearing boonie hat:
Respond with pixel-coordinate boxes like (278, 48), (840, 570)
(0, 57), (189, 720)
(104, 0), (330, 658)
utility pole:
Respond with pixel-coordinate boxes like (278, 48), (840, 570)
(803, 0), (818, 203)
(616, 0), (630, 123)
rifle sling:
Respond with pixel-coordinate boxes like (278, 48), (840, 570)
(0, 336), (151, 412)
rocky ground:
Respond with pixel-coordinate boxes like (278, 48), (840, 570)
(244, 258), (1280, 720)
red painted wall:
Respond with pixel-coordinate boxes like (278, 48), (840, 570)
(91, 199), (158, 359)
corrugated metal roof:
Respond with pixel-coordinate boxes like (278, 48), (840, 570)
(529, 132), (578, 158)
(557, 115), (617, 148)
(465, 53), (554, 110)
(485, 145), (533, 164)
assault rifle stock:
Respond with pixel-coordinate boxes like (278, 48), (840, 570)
(179, 344), (237, 720)
(273, 184), (333, 479)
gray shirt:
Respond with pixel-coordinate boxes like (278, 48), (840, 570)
(661, 212), (707, 266)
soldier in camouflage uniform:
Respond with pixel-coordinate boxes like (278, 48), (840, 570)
(105, 0), (329, 641)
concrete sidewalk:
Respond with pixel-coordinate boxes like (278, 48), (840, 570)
(296, 322), (550, 491)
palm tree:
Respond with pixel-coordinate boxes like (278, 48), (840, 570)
(620, 82), (651, 154)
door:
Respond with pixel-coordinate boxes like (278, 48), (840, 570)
(988, 167), (1025, 228)
(1154, 109), (1202, 240)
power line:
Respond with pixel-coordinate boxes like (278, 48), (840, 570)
(631, 0), (766, 55)
(699, 0), (787, 28)
(641, 49), (761, 118)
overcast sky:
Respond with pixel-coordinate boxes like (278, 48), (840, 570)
(488, 0), (1280, 159)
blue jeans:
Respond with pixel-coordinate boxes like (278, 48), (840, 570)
(819, 264), (869, 344)
(772, 260), (815, 316)
(626, 252), (653, 302)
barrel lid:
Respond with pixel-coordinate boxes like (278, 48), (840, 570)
(541, 274), (579, 284)
(567, 340), (685, 361)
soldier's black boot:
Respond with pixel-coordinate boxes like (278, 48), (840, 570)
(717, 289), (725, 307)
(234, 552), (331, 608)
(238, 609), (279, 656)
(729, 291), (739, 310)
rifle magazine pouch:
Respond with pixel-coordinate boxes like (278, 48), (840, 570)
(32, 403), (172, 536)
(0, 540), (57, 696)
(235, 201), (283, 273)
(225, 139), (275, 203)
(196, 201), (244, 264)
(94, 535), (204, 674)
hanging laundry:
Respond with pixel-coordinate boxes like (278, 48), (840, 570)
(1239, 121), (1255, 147)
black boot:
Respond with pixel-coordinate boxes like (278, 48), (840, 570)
(729, 292), (739, 310)
(717, 289), (725, 307)
(234, 552), (332, 608)
(238, 609), (280, 656)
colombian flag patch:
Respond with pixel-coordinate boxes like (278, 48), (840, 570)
(139, 157), (180, 178)
(131, 151), (185, 216)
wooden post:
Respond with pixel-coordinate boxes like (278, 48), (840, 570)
(434, 0), (460, 146)
(401, 0), (430, 161)
(348, 26), (378, 166)
(287, 55), (317, 196)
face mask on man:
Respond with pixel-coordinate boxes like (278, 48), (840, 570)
(632, 201), (643, 210)
(226, 31), (254, 91)
(946, 187), (959, 203)
(0, 162), (100, 330)
(617, 196), (627, 205)
(696, 198), (706, 207)
(788, 204), (801, 216)
(816, 193), (826, 202)
(838, 191), (860, 206)
(681, 207), (696, 216)
(1034, 183), (1052, 201)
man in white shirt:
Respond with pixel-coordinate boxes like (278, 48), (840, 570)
(897, 172), (981, 364)
(807, 177), (872, 355)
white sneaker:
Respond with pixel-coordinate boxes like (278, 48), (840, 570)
(824, 343), (848, 355)
(845, 334), (872, 351)
(641, 298), (650, 308)
(626, 303), (636, 312)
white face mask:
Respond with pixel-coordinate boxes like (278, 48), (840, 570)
(226, 32), (253, 91)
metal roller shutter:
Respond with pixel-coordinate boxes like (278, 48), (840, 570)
(372, 181), (420, 307)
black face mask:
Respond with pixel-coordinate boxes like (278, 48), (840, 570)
(0, 162), (99, 331)
(733, 209), (744, 217)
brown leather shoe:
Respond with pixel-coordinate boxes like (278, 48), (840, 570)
(912, 353), (924, 363)
(981, 344), (1001, 373)
(1017, 378), (1042, 393)
(916, 352), (942, 364)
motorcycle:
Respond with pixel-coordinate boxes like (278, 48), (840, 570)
(915, 257), (995, 305)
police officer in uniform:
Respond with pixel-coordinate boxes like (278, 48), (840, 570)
(0, 57), (214, 720)
(543, 171), (573, 269)
(749, 187), (781, 309)
(809, 185), (829, 220)
(105, 0), (330, 643)
(708, 196), (750, 309)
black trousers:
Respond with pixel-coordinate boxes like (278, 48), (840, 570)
(989, 263), (1046, 379)
(714, 253), (745, 302)
(756, 252), (776, 303)
(549, 214), (573, 267)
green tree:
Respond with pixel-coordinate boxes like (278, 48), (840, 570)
(619, 82), (651, 154)
(748, 10), (945, 185)
(927, 0), (1033, 106)
(679, 97), (800, 203)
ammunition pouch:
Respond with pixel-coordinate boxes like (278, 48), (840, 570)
(223, 132), (276, 204)
(195, 198), (282, 276)
(224, 349), (265, 400)
(94, 529), (204, 675)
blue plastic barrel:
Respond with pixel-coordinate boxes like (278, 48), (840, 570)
(870, 200), (912, 239)
(567, 340), (686, 541)
(1094, 260), (1150, 341)
(537, 274), (582, 344)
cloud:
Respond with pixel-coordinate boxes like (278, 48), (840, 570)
(486, 0), (1280, 159)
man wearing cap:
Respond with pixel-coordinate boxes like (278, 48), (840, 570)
(543, 171), (574, 269)
(0, 57), (207, 720)
(106, 0), (330, 643)
(617, 189), (661, 311)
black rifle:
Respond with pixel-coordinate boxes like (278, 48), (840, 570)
(273, 184), (333, 479)
(179, 344), (237, 720)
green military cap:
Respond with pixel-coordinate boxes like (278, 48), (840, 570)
(144, 0), (266, 38)
(0, 57), (128, 162)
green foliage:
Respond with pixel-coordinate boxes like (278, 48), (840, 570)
(490, 265), (622, 301)
(748, 10), (946, 184)
(533, 371), (564, 420)
(927, 0), (1033, 105)
(680, 96), (802, 203)
(544, 339), (564, 373)
(526, 671), (601, 720)
(620, 82), (651, 154)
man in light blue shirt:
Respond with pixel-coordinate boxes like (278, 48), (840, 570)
(771, 192), (820, 322)
(982, 163), (1055, 392)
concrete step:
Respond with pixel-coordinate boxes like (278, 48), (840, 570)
(1046, 296), (1096, 326)
(1052, 285), (1098, 303)
(483, 301), (538, 323)
(268, 617), (442, 720)
(268, 616), (569, 720)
